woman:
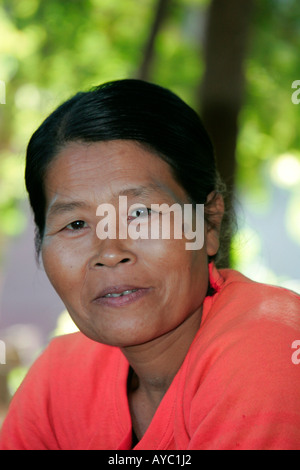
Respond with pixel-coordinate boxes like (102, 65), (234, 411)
(1, 79), (299, 450)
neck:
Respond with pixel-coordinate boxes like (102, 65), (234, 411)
(121, 307), (202, 401)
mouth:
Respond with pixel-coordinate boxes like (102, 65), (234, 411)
(93, 285), (151, 307)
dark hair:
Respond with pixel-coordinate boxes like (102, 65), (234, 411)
(25, 78), (234, 267)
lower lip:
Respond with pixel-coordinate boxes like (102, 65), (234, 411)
(93, 288), (151, 307)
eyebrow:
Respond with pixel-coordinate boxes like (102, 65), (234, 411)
(117, 183), (169, 198)
(46, 200), (89, 218)
(46, 183), (180, 219)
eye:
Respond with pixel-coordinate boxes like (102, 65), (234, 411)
(65, 220), (88, 231)
(128, 207), (152, 219)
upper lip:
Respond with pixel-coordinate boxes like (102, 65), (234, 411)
(94, 285), (147, 299)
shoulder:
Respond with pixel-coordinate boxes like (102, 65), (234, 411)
(207, 264), (300, 330)
(46, 330), (109, 359)
(6, 332), (120, 406)
(181, 268), (300, 449)
(6, 332), (119, 401)
(0, 333), (122, 449)
(38, 331), (121, 379)
(187, 264), (300, 389)
(185, 266), (300, 390)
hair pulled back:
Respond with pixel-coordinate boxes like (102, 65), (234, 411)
(25, 79), (233, 266)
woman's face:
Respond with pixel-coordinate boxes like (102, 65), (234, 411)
(42, 140), (221, 347)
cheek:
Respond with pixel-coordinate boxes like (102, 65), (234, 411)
(41, 240), (86, 298)
(135, 237), (183, 274)
(165, 240), (209, 300)
(140, 237), (207, 292)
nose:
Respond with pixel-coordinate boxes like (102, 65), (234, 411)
(90, 238), (137, 269)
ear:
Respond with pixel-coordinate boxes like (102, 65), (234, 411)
(205, 191), (225, 257)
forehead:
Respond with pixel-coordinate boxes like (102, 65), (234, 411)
(44, 140), (188, 204)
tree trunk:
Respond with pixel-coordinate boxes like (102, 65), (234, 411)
(136, 0), (172, 81)
(199, 0), (254, 267)
(200, 0), (254, 188)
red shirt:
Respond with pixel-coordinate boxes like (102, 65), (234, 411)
(1, 264), (300, 449)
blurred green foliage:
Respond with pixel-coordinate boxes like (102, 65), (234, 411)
(0, 0), (300, 281)
(238, 0), (300, 196)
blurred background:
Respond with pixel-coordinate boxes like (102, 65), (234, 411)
(0, 0), (300, 426)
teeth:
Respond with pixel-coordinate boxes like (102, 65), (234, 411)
(104, 289), (138, 298)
